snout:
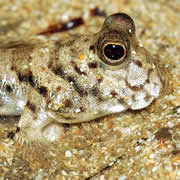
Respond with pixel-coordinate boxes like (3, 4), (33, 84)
(125, 61), (162, 110)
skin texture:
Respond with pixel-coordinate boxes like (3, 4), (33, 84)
(0, 13), (163, 143)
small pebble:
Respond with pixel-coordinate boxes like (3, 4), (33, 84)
(65, 150), (72, 157)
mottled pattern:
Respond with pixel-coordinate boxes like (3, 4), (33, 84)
(0, 13), (163, 143)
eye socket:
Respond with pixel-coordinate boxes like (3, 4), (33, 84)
(102, 42), (126, 65)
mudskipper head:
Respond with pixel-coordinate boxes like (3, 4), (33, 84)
(94, 13), (162, 110)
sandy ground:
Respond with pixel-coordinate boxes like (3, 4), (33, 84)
(0, 0), (179, 179)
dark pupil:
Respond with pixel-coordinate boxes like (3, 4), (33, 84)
(104, 44), (125, 60)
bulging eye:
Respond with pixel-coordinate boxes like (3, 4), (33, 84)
(96, 30), (130, 66)
(102, 42), (126, 65)
(104, 43), (125, 60)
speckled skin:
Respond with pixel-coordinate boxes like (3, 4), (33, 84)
(0, 13), (162, 143)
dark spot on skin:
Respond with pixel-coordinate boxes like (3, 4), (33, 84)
(83, 38), (89, 43)
(26, 101), (36, 112)
(130, 85), (143, 91)
(74, 64), (86, 75)
(97, 79), (103, 83)
(97, 96), (103, 102)
(146, 79), (150, 83)
(140, 29), (146, 37)
(64, 100), (73, 108)
(11, 66), (15, 71)
(16, 127), (20, 132)
(110, 90), (118, 97)
(52, 64), (88, 95)
(97, 75), (103, 83)
(172, 105), (180, 114)
(17, 73), (24, 81)
(7, 127), (20, 140)
(7, 131), (15, 139)
(65, 39), (76, 46)
(67, 76), (75, 83)
(134, 60), (142, 67)
(18, 71), (36, 87)
(32, 115), (38, 121)
(26, 72), (35, 86)
(90, 86), (100, 96)
(5, 84), (13, 93)
(52, 66), (65, 77)
(148, 68), (153, 76)
(118, 98), (125, 104)
(155, 127), (172, 140)
(71, 61), (86, 75)
(38, 17), (84, 35)
(71, 60), (75, 65)
(38, 86), (48, 97)
(48, 62), (52, 68)
(90, 7), (106, 17)
(90, 86), (103, 102)
(46, 99), (52, 107)
(79, 106), (85, 112)
(131, 95), (135, 102)
(125, 80), (143, 91)
(144, 95), (152, 102)
(89, 45), (96, 53)
(142, 137), (148, 141)
(28, 56), (32, 63)
(67, 76), (88, 96)
(56, 86), (61, 92)
(78, 89), (88, 96)
(88, 62), (97, 68)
